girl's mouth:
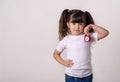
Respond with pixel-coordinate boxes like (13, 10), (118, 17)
(74, 30), (80, 32)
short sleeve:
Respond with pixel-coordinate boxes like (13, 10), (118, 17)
(56, 40), (66, 52)
(91, 32), (98, 42)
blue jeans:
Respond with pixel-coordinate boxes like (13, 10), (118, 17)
(65, 74), (93, 82)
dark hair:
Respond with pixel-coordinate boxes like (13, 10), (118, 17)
(58, 9), (95, 40)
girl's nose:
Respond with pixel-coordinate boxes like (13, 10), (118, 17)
(75, 24), (80, 29)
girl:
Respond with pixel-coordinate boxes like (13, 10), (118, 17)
(53, 9), (109, 82)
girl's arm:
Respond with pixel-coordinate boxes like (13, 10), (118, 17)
(53, 49), (74, 67)
(84, 24), (109, 40)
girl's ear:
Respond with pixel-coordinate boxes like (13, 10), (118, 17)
(67, 22), (70, 28)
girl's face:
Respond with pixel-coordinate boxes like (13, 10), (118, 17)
(67, 21), (85, 36)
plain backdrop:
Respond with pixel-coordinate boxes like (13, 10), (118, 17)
(0, 0), (120, 82)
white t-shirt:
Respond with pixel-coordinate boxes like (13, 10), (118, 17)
(56, 32), (98, 78)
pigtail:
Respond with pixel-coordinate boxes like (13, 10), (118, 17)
(84, 11), (95, 32)
(59, 9), (69, 40)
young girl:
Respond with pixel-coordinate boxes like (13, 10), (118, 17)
(53, 9), (109, 82)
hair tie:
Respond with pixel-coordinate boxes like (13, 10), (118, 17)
(67, 9), (71, 13)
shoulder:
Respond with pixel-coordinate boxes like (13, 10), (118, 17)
(60, 35), (69, 42)
(91, 32), (98, 37)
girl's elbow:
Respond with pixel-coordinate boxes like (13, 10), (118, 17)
(102, 30), (109, 39)
(105, 30), (109, 37)
(53, 51), (57, 59)
(98, 30), (109, 40)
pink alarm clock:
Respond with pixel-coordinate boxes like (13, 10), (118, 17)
(84, 34), (91, 42)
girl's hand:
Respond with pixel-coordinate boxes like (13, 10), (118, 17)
(63, 59), (74, 67)
(84, 24), (93, 34)
(84, 24), (109, 40)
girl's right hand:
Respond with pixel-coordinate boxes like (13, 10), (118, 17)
(63, 59), (74, 67)
(84, 24), (93, 34)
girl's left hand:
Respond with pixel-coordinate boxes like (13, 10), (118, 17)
(84, 24), (93, 34)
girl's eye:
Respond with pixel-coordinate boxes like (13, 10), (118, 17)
(71, 22), (84, 26)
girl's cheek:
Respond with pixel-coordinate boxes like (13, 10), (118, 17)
(81, 28), (84, 32)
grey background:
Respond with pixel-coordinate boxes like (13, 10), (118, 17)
(0, 0), (120, 82)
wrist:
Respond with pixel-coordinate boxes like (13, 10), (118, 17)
(88, 24), (94, 33)
(89, 24), (94, 28)
(61, 60), (66, 66)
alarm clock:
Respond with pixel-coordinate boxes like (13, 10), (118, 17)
(84, 34), (91, 42)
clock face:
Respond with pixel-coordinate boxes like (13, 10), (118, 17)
(85, 36), (90, 41)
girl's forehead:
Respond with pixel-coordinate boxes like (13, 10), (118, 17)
(69, 15), (86, 23)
